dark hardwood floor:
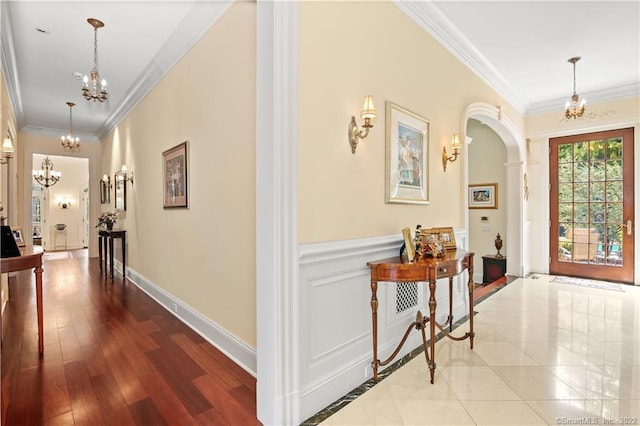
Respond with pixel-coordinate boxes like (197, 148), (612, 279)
(1, 250), (260, 425)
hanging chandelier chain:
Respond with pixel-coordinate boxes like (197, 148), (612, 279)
(93, 25), (99, 74)
(81, 18), (107, 102)
(69, 104), (73, 132)
(573, 62), (576, 95)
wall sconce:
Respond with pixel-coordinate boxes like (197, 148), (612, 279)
(119, 165), (134, 184)
(102, 174), (112, 187)
(0, 136), (14, 165)
(58, 199), (72, 209)
(442, 133), (462, 171)
(348, 95), (376, 154)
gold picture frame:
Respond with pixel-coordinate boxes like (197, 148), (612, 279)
(385, 101), (429, 204)
(469, 183), (498, 209)
(163, 141), (189, 208)
(402, 227), (416, 262)
(432, 227), (457, 251)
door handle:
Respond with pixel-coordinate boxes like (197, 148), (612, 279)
(622, 219), (633, 236)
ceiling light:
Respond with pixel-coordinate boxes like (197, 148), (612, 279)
(33, 157), (61, 188)
(61, 102), (80, 152)
(81, 18), (108, 102)
(565, 56), (585, 119)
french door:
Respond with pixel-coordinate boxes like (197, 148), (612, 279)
(549, 127), (634, 284)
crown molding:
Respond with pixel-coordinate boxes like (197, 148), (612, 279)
(1, 1), (25, 127)
(394, 1), (527, 115)
(21, 125), (100, 143)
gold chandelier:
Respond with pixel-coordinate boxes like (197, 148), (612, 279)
(565, 56), (585, 119)
(61, 102), (80, 151)
(33, 157), (61, 188)
(82, 18), (108, 102)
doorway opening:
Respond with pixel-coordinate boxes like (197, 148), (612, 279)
(549, 127), (634, 283)
(464, 102), (526, 279)
(31, 154), (89, 252)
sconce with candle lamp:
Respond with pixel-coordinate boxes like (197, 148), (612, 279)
(442, 133), (462, 171)
(58, 199), (72, 209)
(119, 165), (134, 184)
(0, 136), (14, 165)
(348, 95), (376, 154)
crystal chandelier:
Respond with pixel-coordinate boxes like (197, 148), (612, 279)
(565, 56), (586, 119)
(81, 18), (108, 102)
(33, 157), (61, 188)
(61, 102), (80, 151)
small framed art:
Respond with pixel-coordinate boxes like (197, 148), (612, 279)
(11, 226), (25, 247)
(385, 101), (429, 204)
(100, 176), (111, 204)
(469, 183), (498, 209)
(163, 141), (188, 208)
(433, 227), (457, 250)
(114, 171), (127, 212)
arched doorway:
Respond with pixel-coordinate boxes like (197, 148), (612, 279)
(463, 102), (527, 277)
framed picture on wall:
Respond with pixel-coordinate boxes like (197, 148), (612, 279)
(114, 171), (127, 211)
(163, 141), (188, 208)
(469, 183), (498, 209)
(385, 101), (429, 204)
(100, 176), (111, 204)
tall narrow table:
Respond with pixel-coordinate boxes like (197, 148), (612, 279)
(367, 249), (474, 383)
(98, 229), (126, 279)
(0, 246), (45, 354)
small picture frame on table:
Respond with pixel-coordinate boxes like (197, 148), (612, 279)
(433, 227), (457, 251)
(11, 226), (25, 247)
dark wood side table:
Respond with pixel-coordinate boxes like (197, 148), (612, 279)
(98, 229), (126, 279)
(367, 249), (475, 384)
(482, 255), (507, 283)
(0, 246), (45, 354)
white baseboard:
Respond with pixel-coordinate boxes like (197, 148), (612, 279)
(122, 263), (257, 377)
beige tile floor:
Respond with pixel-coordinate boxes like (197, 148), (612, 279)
(320, 275), (640, 425)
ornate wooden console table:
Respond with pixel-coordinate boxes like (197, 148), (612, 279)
(367, 249), (474, 384)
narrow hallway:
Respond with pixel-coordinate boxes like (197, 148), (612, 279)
(1, 254), (260, 425)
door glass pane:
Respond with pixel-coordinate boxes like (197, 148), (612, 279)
(556, 137), (624, 267)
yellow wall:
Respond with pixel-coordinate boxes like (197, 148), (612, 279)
(100, 2), (257, 346)
(1, 69), (18, 315)
(298, 1), (521, 243)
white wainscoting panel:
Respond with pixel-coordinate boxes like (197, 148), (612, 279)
(297, 230), (469, 421)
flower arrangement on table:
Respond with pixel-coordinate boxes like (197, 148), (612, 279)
(96, 211), (118, 229)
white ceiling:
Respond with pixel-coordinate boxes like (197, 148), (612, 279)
(2, 1), (638, 142)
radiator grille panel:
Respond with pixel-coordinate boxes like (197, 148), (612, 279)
(396, 282), (418, 313)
